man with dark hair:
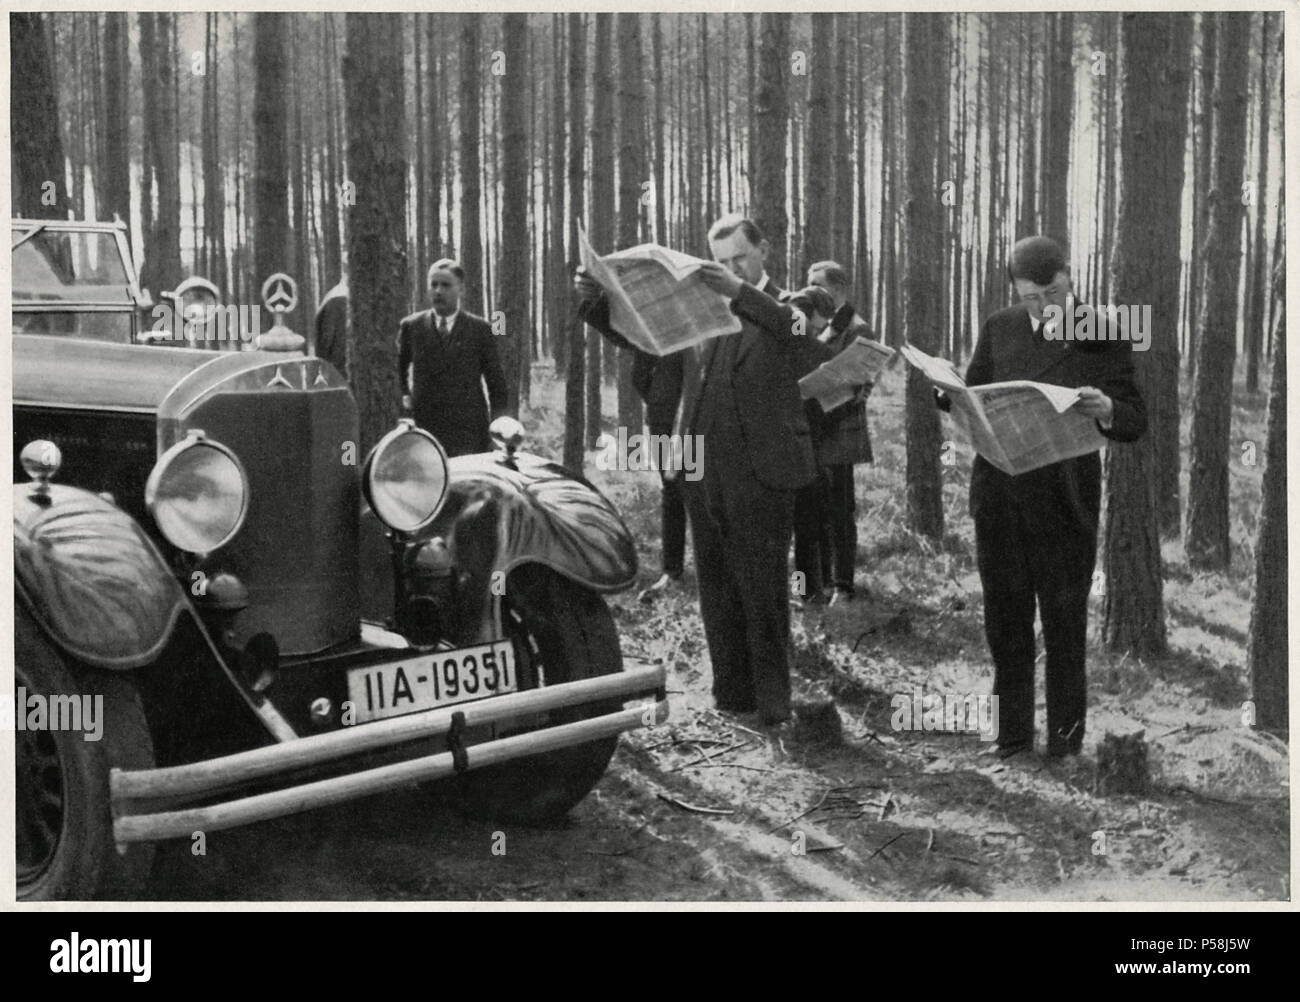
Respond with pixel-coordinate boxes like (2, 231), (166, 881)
(398, 258), (508, 456)
(807, 261), (877, 605)
(948, 235), (1146, 759)
(575, 214), (813, 725)
(315, 276), (350, 379)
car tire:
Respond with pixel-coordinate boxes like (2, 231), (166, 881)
(15, 607), (156, 901)
(448, 564), (623, 825)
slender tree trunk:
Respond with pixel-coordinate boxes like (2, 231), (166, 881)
(1245, 12), (1272, 395)
(499, 13), (529, 415)
(1247, 277), (1286, 736)
(587, 13), (616, 446)
(459, 14), (483, 314)
(563, 12), (588, 471)
(753, 13), (790, 285)
(253, 12), (289, 290)
(343, 12), (408, 451)
(1186, 12), (1251, 571)
(1188, 13), (1216, 384)
(1103, 11), (1191, 656)
(11, 14), (67, 219)
(1040, 13), (1074, 250)
(901, 12), (947, 538)
(616, 13), (647, 432)
(100, 12), (130, 225)
(803, 14), (835, 268)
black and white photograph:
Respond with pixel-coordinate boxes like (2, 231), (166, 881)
(5, 4), (1291, 909)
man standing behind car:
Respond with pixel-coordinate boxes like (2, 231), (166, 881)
(575, 214), (814, 726)
(397, 259), (508, 457)
(807, 260), (877, 605)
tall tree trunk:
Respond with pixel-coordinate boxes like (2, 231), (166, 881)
(100, 12), (130, 225)
(1188, 13), (1216, 383)
(1244, 12), (1272, 395)
(831, 14), (853, 266)
(1040, 13), (1074, 251)
(753, 13), (790, 286)
(1102, 11), (1191, 657)
(587, 13), (617, 445)
(11, 13), (67, 219)
(901, 12), (947, 539)
(616, 13), (647, 433)
(803, 14), (835, 269)
(1247, 277), (1286, 736)
(343, 12), (408, 451)
(563, 12), (588, 472)
(459, 14), (483, 314)
(426, 17), (443, 261)
(651, 15), (668, 247)
(1186, 12), (1251, 571)
(499, 13), (529, 415)
(549, 15), (568, 372)
(253, 12), (290, 289)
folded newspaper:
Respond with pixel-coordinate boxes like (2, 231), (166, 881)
(579, 225), (741, 355)
(799, 336), (895, 409)
(900, 343), (1106, 476)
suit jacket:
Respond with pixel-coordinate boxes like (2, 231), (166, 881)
(581, 278), (814, 490)
(963, 302), (1146, 535)
(397, 308), (508, 457)
(810, 306), (875, 466)
(314, 280), (349, 379)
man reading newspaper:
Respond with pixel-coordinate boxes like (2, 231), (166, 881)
(933, 236), (1145, 760)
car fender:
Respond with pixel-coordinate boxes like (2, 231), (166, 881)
(14, 483), (190, 670)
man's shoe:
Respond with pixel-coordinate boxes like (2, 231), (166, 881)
(637, 572), (681, 603)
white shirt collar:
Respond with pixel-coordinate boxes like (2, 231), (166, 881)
(433, 309), (458, 332)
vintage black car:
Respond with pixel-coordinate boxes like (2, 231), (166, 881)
(12, 221), (666, 900)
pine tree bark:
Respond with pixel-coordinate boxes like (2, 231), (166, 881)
(499, 12), (529, 415)
(11, 13), (67, 219)
(459, 14), (484, 314)
(1102, 11), (1191, 657)
(253, 12), (290, 289)
(1244, 12), (1272, 395)
(563, 12), (588, 472)
(1187, 12), (1251, 571)
(1040, 13), (1073, 251)
(100, 12), (130, 225)
(343, 12), (408, 451)
(752, 13), (790, 286)
(1247, 283), (1286, 736)
(803, 14), (835, 269)
(588, 13), (616, 445)
(616, 13), (647, 433)
(901, 12), (947, 539)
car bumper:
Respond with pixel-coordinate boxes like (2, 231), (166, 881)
(111, 664), (667, 843)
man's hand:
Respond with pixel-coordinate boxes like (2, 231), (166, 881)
(1074, 386), (1114, 427)
(573, 267), (602, 304)
(696, 261), (744, 301)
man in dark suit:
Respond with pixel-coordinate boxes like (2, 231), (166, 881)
(629, 347), (692, 601)
(807, 261), (877, 605)
(397, 259), (508, 457)
(575, 214), (814, 725)
(949, 236), (1146, 759)
(315, 277), (349, 378)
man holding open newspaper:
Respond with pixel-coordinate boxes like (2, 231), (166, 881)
(917, 236), (1146, 760)
(574, 214), (814, 727)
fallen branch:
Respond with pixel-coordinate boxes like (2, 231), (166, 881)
(869, 832), (906, 860)
(656, 793), (734, 816)
(768, 787), (832, 834)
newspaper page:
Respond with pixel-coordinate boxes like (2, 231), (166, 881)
(578, 226), (740, 356)
(799, 337), (896, 409)
(901, 343), (1107, 475)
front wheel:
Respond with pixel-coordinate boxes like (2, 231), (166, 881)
(15, 608), (156, 900)
(450, 564), (624, 824)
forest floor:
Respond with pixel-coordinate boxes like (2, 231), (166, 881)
(150, 358), (1289, 903)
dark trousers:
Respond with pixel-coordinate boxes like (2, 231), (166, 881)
(683, 455), (796, 723)
(824, 463), (857, 590)
(650, 421), (686, 577)
(793, 472), (831, 596)
(975, 503), (1096, 751)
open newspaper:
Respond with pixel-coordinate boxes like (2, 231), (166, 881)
(579, 225), (740, 355)
(900, 343), (1106, 476)
(799, 336), (895, 409)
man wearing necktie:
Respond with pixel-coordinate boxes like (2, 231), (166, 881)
(942, 236), (1146, 759)
(575, 214), (814, 725)
(397, 258), (508, 457)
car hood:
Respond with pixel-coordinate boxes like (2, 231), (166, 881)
(12, 334), (304, 414)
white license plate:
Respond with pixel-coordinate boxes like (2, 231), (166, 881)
(346, 640), (518, 724)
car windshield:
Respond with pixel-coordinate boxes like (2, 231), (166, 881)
(12, 227), (133, 304)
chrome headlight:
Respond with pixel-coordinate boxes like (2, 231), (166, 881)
(145, 429), (249, 554)
(363, 419), (450, 533)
